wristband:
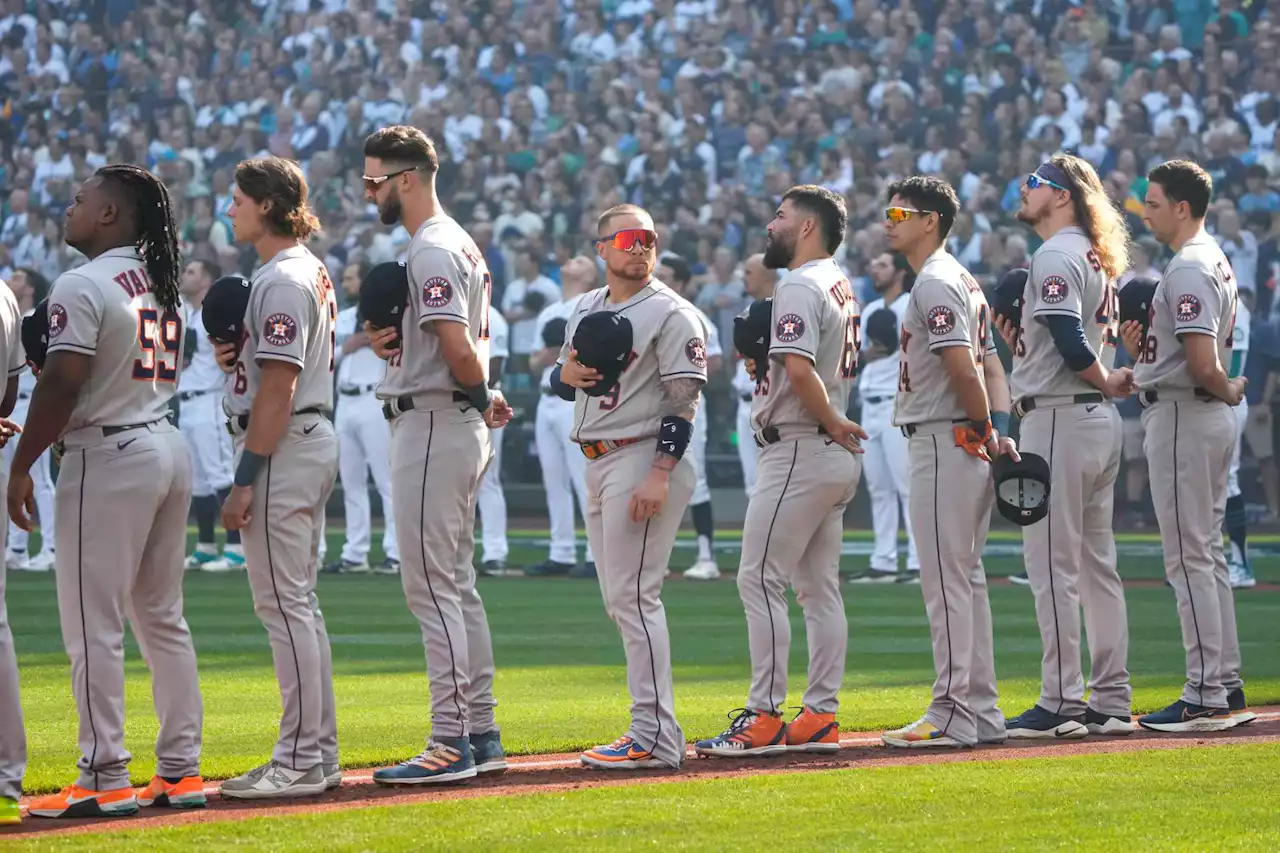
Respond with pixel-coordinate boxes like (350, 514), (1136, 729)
(464, 381), (492, 412)
(550, 365), (576, 402)
(235, 450), (267, 487)
(991, 411), (1011, 435)
(657, 416), (693, 461)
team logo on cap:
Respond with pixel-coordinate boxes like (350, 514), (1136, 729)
(264, 313), (298, 346)
(927, 306), (956, 335)
(1176, 294), (1201, 322)
(776, 314), (805, 343)
(1041, 275), (1068, 304)
(685, 337), (707, 368)
(48, 304), (67, 338)
(423, 276), (453, 308)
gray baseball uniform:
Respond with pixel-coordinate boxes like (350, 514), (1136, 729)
(1008, 226), (1130, 719)
(44, 247), (201, 790)
(225, 245), (339, 771)
(557, 279), (706, 768)
(1133, 232), (1243, 710)
(893, 247), (1002, 746)
(377, 213), (498, 741)
(738, 258), (860, 717)
(0, 278), (27, 801)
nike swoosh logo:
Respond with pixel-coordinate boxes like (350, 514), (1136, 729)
(1085, 405), (1099, 412)
(117, 438), (137, 450)
(303, 423), (318, 435)
(1182, 707), (1214, 721)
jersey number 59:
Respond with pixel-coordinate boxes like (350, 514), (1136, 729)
(133, 308), (183, 382)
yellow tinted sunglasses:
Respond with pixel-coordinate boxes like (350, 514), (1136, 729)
(884, 206), (934, 223)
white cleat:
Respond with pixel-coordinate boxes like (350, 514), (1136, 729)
(683, 559), (721, 581)
(27, 550), (55, 571)
(7, 551), (30, 572)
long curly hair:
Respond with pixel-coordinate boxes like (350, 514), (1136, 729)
(1051, 153), (1131, 282)
(96, 165), (182, 313)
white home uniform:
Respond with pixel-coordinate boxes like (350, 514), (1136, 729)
(477, 310), (510, 566)
(334, 304), (398, 569)
(688, 306), (722, 506)
(5, 346), (56, 569)
(856, 291), (918, 579)
(179, 304), (234, 500)
(732, 361), (757, 494)
(1226, 298), (1251, 503)
(533, 296), (593, 567)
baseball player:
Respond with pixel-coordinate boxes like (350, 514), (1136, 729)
(177, 259), (244, 572)
(656, 252), (723, 581)
(214, 157), (341, 799)
(875, 176), (1015, 748)
(4, 268), (56, 572)
(330, 260), (398, 575)
(849, 251), (920, 585)
(997, 155), (1138, 740)
(1225, 286), (1255, 589)
(696, 185), (864, 758)
(477, 308), (511, 573)
(551, 203), (706, 770)
(526, 256), (597, 578)
(0, 278), (27, 826)
(8, 165), (204, 817)
(1123, 159), (1251, 732)
(361, 126), (513, 785)
(733, 253), (776, 495)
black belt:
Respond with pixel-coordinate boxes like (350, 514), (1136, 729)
(383, 391), (469, 421)
(864, 395), (892, 404)
(542, 388), (555, 397)
(754, 425), (828, 447)
(17, 392), (29, 400)
(740, 393), (752, 403)
(900, 418), (966, 437)
(228, 406), (324, 434)
(1139, 388), (1215, 406)
(178, 389), (212, 402)
(339, 384), (378, 396)
(1015, 392), (1104, 416)
(103, 416), (170, 438)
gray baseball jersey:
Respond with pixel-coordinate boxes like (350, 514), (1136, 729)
(751, 258), (858, 431)
(738, 257), (860, 719)
(1134, 232), (1237, 391)
(225, 246), (337, 418)
(43, 248), (202, 790)
(1010, 226), (1117, 400)
(894, 248), (996, 426)
(383, 213), (500, 746)
(0, 278), (26, 801)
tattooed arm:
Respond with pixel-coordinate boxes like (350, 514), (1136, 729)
(660, 376), (703, 420)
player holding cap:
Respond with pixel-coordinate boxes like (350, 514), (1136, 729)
(996, 154), (1138, 740)
(1121, 160), (1252, 731)
(360, 126), (512, 785)
(9, 165), (205, 816)
(697, 185), (864, 758)
(878, 176), (1015, 748)
(552, 204), (707, 770)
(732, 254), (775, 496)
(215, 157), (341, 799)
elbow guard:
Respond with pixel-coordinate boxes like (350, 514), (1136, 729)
(550, 365), (576, 402)
(1044, 314), (1098, 373)
(657, 416), (693, 461)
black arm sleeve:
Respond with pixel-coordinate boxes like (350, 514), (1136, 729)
(550, 364), (576, 402)
(1043, 314), (1099, 373)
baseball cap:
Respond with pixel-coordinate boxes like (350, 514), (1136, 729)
(992, 453), (1051, 527)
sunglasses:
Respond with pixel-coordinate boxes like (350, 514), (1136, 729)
(362, 165), (421, 193)
(598, 228), (657, 251)
(884, 207), (934, 223)
(1026, 173), (1068, 192)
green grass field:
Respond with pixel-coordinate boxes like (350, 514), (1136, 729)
(6, 530), (1279, 849)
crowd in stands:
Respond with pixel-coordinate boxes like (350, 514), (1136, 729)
(1, 0), (1278, 516)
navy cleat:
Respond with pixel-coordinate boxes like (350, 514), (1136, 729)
(1004, 705), (1088, 739)
(470, 730), (508, 776)
(1137, 700), (1237, 733)
(373, 737), (477, 786)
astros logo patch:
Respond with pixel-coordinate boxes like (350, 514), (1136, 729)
(48, 303), (68, 338)
(1041, 275), (1068, 305)
(927, 306), (956, 335)
(776, 314), (805, 343)
(685, 337), (707, 368)
(423, 276), (453, 308)
(263, 313), (298, 346)
(1176, 294), (1201, 322)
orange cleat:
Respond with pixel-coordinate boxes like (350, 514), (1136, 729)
(28, 785), (139, 819)
(695, 709), (788, 757)
(136, 775), (207, 809)
(785, 707), (840, 753)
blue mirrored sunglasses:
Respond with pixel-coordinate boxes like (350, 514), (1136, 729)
(1026, 173), (1068, 192)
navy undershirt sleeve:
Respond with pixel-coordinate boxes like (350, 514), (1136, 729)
(1043, 314), (1098, 372)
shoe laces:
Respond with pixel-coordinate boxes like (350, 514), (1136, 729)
(604, 735), (635, 751)
(405, 742), (461, 766)
(721, 708), (760, 737)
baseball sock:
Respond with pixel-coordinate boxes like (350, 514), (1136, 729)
(692, 502), (713, 562)
(217, 487), (242, 545)
(193, 495), (218, 548)
(1225, 494), (1249, 570)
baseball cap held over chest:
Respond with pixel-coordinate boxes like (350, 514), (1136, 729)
(572, 311), (633, 398)
(360, 260), (409, 333)
(22, 298), (50, 371)
(992, 268), (1029, 327)
(733, 297), (773, 364)
(1119, 276), (1159, 329)
(993, 452), (1051, 526)
(202, 274), (252, 344)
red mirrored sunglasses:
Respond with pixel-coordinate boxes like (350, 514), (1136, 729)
(598, 228), (657, 251)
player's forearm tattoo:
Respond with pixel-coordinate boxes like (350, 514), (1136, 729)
(660, 377), (703, 419)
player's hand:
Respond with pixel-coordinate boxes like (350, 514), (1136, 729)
(744, 358), (757, 381)
(1119, 320), (1145, 361)
(212, 339), (239, 374)
(221, 485), (253, 531)
(1249, 405), (1271, 428)
(485, 390), (513, 428)
(826, 416), (869, 453)
(366, 323), (401, 358)
(6, 471), (35, 532)
(1227, 376), (1248, 406)
(0, 418), (22, 449)
(995, 316), (1019, 350)
(560, 350), (602, 388)
(991, 432), (1021, 461)
(1104, 366), (1139, 399)
(630, 469), (669, 523)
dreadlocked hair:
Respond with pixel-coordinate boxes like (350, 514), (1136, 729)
(97, 164), (183, 313)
